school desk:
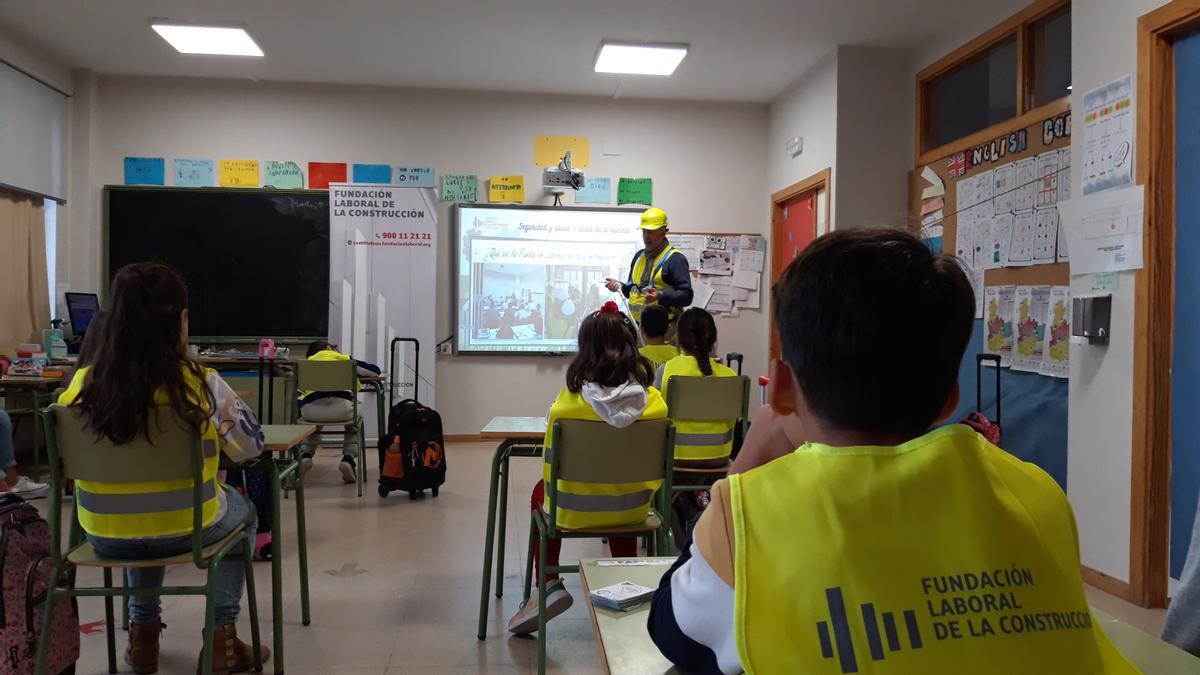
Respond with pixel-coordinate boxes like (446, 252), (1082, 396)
(228, 423), (316, 675)
(477, 416), (546, 640)
(358, 372), (388, 439)
(577, 557), (1200, 674)
(201, 356), (293, 423)
(0, 374), (65, 481)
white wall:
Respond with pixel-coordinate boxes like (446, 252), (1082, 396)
(66, 76), (770, 433)
(1065, 0), (1167, 584)
(768, 51), (838, 204)
(835, 46), (913, 229)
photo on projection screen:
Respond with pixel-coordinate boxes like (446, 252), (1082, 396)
(456, 204), (644, 353)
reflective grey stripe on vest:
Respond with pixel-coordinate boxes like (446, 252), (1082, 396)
(676, 430), (734, 446)
(202, 439), (218, 459)
(556, 489), (655, 513)
(77, 480), (217, 515)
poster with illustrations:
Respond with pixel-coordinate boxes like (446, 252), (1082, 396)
(983, 285), (1016, 367)
(1014, 157), (1037, 211)
(1007, 209), (1036, 265)
(1012, 285), (1051, 373)
(1041, 286), (1071, 378)
(1033, 206), (1059, 263)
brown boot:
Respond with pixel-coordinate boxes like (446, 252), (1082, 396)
(125, 620), (164, 674)
(199, 623), (269, 674)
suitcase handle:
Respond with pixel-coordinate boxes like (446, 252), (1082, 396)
(724, 352), (744, 376)
(390, 338), (421, 411)
(976, 354), (1001, 425)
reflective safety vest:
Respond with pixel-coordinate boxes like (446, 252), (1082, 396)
(730, 425), (1139, 674)
(58, 365), (223, 540)
(639, 344), (679, 369)
(661, 355), (738, 461)
(542, 386), (668, 530)
(297, 349), (359, 400)
(627, 245), (683, 321)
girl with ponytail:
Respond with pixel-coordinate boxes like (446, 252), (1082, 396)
(659, 308), (739, 465)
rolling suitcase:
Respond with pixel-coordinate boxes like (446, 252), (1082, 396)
(963, 353), (1002, 445)
(378, 338), (447, 499)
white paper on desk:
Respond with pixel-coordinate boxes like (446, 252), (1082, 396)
(690, 276), (716, 310)
(707, 276), (734, 313)
(731, 270), (759, 291)
(1057, 184), (1144, 273)
(596, 559), (671, 567)
(734, 248), (765, 273)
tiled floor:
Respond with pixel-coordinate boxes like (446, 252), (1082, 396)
(53, 441), (1172, 674)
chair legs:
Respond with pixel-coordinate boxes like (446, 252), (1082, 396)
(241, 537), (264, 673)
(34, 564), (63, 675)
(200, 564), (219, 675)
(536, 533), (549, 675)
(103, 568), (117, 674)
(522, 518), (536, 602)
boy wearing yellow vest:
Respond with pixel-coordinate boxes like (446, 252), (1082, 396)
(639, 304), (679, 369)
(297, 340), (381, 483)
(647, 229), (1138, 674)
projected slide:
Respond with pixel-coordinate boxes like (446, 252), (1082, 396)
(456, 205), (643, 353)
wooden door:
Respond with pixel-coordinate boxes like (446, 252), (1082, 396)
(769, 187), (819, 361)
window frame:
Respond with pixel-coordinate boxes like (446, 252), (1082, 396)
(915, 0), (1071, 164)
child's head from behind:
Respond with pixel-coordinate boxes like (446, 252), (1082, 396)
(772, 228), (974, 439)
(307, 340), (334, 357)
(566, 301), (654, 393)
(677, 308), (718, 375)
(76, 262), (209, 444)
(639, 304), (670, 342)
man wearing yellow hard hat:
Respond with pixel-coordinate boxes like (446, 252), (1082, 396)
(605, 207), (694, 333)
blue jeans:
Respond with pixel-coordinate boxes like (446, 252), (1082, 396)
(0, 409), (16, 470)
(86, 487), (257, 625)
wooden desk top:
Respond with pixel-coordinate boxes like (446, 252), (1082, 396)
(200, 356), (295, 367)
(480, 416), (547, 440)
(578, 558), (1199, 675)
(359, 374), (386, 383)
(0, 375), (64, 389)
(262, 424), (316, 453)
(579, 558), (677, 675)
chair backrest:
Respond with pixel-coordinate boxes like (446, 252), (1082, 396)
(666, 375), (751, 422)
(47, 405), (204, 483)
(546, 418), (675, 530)
(295, 358), (357, 392)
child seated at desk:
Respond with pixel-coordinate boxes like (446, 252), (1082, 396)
(297, 340), (381, 483)
(58, 262), (267, 674)
(647, 228), (1137, 674)
(639, 304), (678, 368)
(507, 301), (667, 635)
(657, 307), (738, 467)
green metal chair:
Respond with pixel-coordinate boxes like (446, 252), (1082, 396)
(293, 358), (366, 496)
(663, 375), (750, 553)
(524, 418), (675, 675)
(37, 405), (261, 675)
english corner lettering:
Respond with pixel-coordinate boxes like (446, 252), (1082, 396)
(944, 113), (1072, 179)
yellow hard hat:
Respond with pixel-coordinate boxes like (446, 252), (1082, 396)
(640, 207), (668, 231)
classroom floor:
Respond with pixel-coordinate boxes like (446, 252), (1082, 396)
(50, 440), (1169, 675)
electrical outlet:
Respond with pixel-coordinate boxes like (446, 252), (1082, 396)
(436, 342), (452, 355)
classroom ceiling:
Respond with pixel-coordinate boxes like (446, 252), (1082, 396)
(2, 0), (982, 102)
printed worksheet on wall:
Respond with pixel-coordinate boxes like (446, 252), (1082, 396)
(1012, 285), (1051, 373)
(986, 213), (1014, 269)
(983, 285), (1016, 367)
(1014, 157), (1037, 211)
(1033, 206), (1059, 264)
(1007, 209), (1036, 266)
(992, 164), (1015, 215)
(1041, 286), (1071, 378)
(1035, 150), (1061, 206)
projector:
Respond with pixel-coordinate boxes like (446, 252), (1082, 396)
(543, 151), (585, 194)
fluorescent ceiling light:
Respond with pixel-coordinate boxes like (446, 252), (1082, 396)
(151, 23), (263, 56)
(594, 41), (688, 76)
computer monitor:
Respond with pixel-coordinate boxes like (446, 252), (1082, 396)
(65, 292), (100, 336)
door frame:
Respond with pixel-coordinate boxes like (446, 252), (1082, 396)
(1129, 0), (1200, 609)
(769, 168), (831, 361)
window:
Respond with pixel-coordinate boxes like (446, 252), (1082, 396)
(1031, 7), (1072, 107)
(916, 0), (1071, 157)
(924, 37), (1018, 150)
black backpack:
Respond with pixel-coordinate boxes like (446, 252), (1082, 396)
(377, 338), (447, 499)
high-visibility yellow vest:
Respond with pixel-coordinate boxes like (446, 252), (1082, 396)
(661, 355), (738, 461)
(729, 424), (1139, 674)
(627, 245), (682, 320)
(542, 386), (668, 530)
(297, 349), (359, 400)
(58, 366), (223, 539)
(640, 344), (679, 369)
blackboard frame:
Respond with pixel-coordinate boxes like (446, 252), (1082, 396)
(103, 185), (331, 342)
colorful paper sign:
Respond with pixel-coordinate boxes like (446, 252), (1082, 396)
(124, 157), (165, 186)
(172, 159), (213, 187)
(575, 177), (611, 204)
(441, 174), (478, 202)
(488, 175), (525, 203)
(309, 162), (348, 190)
(263, 161), (304, 188)
(218, 159), (260, 187)
(617, 177), (652, 205)
(352, 163), (392, 184)
(394, 166), (435, 187)
(534, 135), (590, 168)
